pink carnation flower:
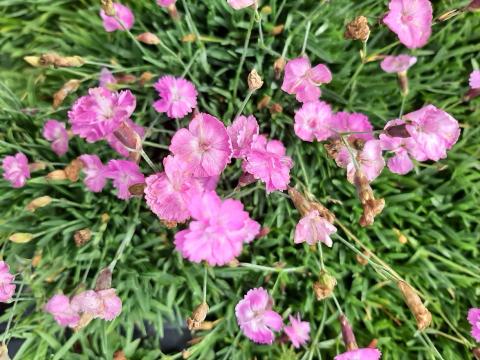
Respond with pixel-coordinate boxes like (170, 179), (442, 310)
(244, 135), (293, 193)
(44, 294), (80, 328)
(99, 67), (117, 88)
(469, 70), (480, 89)
(157, 0), (176, 6)
(235, 287), (283, 344)
(281, 56), (332, 102)
(379, 119), (415, 175)
(71, 290), (103, 317)
(68, 87), (136, 142)
(0, 261), (15, 303)
(2, 152), (30, 188)
(404, 105), (460, 161)
(227, 115), (259, 158)
(153, 75), (197, 119)
(105, 119), (145, 157)
(329, 112), (374, 142)
(174, 191), (260, 266)
(380, 55), (417, 73)
(294, 210), (336, 247)
(227, 0), (256, 10)
(43, 119), (69, 156)
(100, 3), (135, 32)
(106, 160), (145, 200)
(97, 289), (122, 321)
(335, 348), (382, 360)
(468, 308), (480, 342)
(79, 155), (108, 192)
(383, 0), (433, 49)
(170, 113), (232, 177)
(294, 101), (333, 142)
(284, 314), (310, 348)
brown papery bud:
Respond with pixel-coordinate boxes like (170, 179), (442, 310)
(139, 71), (154, 86)
(95, 268), (112, 291)
(353, 170), (385, 227)
(162, 220), (178, 229)
(129, 183), (146, 196)
(74, 228), (92, 247)
(257, 95), (271, 110)
(39, 53), (85, 68)
(28, 161), (47, 172)
(273, 57), (286, 80)
(309, 201), (336, 224)
(271, 24), (284, 36)
(288, 187), (311, 217)
(187, 302), (209, 330)
(269, 103), (283, 115)
(113, 350), (127, 360)
(53, 79), (81, 109)
(355, 250), (370, 266)
(64, 158), (83, 182)
(397, 281), (432, 331)
(313, 270), (336, 300)
(46, 170), (68, 181)
(113, 121), (142, 163)
(182, 33), (196, 43)
(101, 0), (116, 16)
(397, 71), (409, 96)
(32, 250), (43, 267)
(136, 32), (160, 45)
(247, 69), (263, 91)
(473, 348), (480, 360)
(26, 196), (52, 212)
(344, 16), (370, 42)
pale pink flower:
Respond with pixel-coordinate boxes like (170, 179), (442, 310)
(153, 75), (197, 119)
(380, 55), (417, 73)
(335, 348), (382, 360)
(469, 70), (480, 89)
(294, 101), (333, 141)
(68, 87), (136, 142)
(329, 112), (374, 142)
(44, 294), (80, 328)
(2, 152), (30, 188)
(404, 105), (460, 161)
(284, 314), (310, 348)
(170, 113), (232, 177)
(0, 261), (15, 302)
(468, 308), (480, 342)
(71, 290), (103, 317)
(97, 289), (122, 321)
(294, 210), (336, 247)
(227, 0), (256, 10)
(281, 56), (332, 102)
(100, 3), (135, 32)
(379, 119), (415, 175)
(43, 119), (69, 156)
(106, 160), (145, 200)
(174, 191), (260, 266)
(79, 155), (108, 192)
(157, 0), (176, 7)
(105, 119), (145, 157)
(383, 0), (433, 49)
(227, 115), (259, 158)
(235, 287), (283, 344)
(99, 67), (117, 88)
(244, 135), (293, 193)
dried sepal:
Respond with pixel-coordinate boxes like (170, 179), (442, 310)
(46, 170), (68, 181)
(64, 158), (84, 182)
(397, 281), (432, 331)
(312, 270), (336, 300)
(247, 69), (263, 91)
(25, 196), (52, 212)
(74, 229), (92, 247)
(38, 53), (85, 68)
(187, 302), (209, 330)
(95, 268), (112, 291)
(353, 170), (385, 227)
(53, 79), (81, 109)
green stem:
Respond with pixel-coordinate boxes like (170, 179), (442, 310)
(3, 280), (25, 344)
(202, 264), (208, 303)
(399, 93), (407, 118)
(239, 263), (305, 273)
(301, 21), (311, 56)
(233, 89), (254, 122)
(232, 11), (255, 102)
(330, 292), (344, 315)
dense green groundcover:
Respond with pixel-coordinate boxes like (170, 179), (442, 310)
(0, 0), (479, 359)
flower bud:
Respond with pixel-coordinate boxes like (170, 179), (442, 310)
(353, 170), (385, 227)
(129, 183), (146, 196)
(101, 213), (110, 224)
(9, 232), (34, 244)
(168, 4), (180, 20)
(257, 95), (271, 110)
(261, 5), (272, 15)
(182, 350), (191, 359)
(313, 270), (336, 300)
(139, 71), (154, 86)
(473, 348), (480, 360)
(53, 79), (81, 109)
(74, 228), (92, 247)
(39, 53), (85, 68)
(270, 24), (284, 36)
(339, 314), (358, 351)
(355, 250), (370, 266)
(136, 32), (160, 45)
(247, 69), (263, 91)
(393, 228), (408, 244)
(384, 123), (410, 138)
(256, 227), (270, 239)
(228, 259), (240, 267)
(344, 16), (370, 42)
(113, 121), (142, 163)
(74, 312), (95, 331)
(397, 71), (409, 96)
(113, 350), (127, 360)
(269, 103), (283, 115)
(101, 0), (116, 16)
(237, 172), (256, 188)
(95, 268), (112, 291)
(46, 170), (68, 181)
(24, 56), (41, 67)
(397, 281), (432, 331)
(32, 250), (42, 267)
(64, 158), (84, 182)
(468, 0), (480, 10)
(182, 33), (197, 42)
(273, 57), (286, 80)
(28, 161), (47, 172)
(26, 196), (52, 212)
(162, 220), (178, 229)
(436, 9), (461, 22)
(187, 302), (209, 330)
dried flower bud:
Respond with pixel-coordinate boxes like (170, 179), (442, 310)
(273, 57), (286, 80)
(129, 183), (146, 196)
(28, 161), (47, 172)
(136, 32), (160, 45)
(309, 201), (336, 224)
(269, 103), (283, 115)
(24, 56), (41, 67)
(25, 196), (52, 212)
(101, 213), (110, 224)
(46, 170), (68, 181)
(139, 71), (154, 86)
(384, 123), (410, 138)
(65, 158), (84, 182)
(367, 338), (378, 349)
(74, 312), (95, 331)
(288, 187), (311, 217)
(101, 0), (116, 16)
(39, 53), (85, 68)
(187, 302), (209, 330)
(313, 270), (336, 300)
(271, 24), (284, 36)
(113, 122), (142, 162)
(473, 348), (480, 360)
(182, 33), (197, 42)
(344, 16), (370, 42)
(113, 350), (127, 360)
(355, 250), (370, 266)
(339, 314), (358, 351)
(228, 259), (240, 267)
(397, 281), (432, 331)
(353, 170), (385, 227)
(161, 220), (178, 229)
(261, 5), (272, 15)
(9, 232), (34, 244)
(53, 79), (81, 109)
(115, 74), (137, 84)
(74, 228), (92, 247)
(247, 69), (263, 91)
(397, 71), (409, 96)
(393, 228), (408, 244)
(257, 95), (271, 110)
(95, 268), (112, 291)
(0, 344), (10, 360)
(256, 227), (270, 239)
(32, 250), (43, 267)
(238, 172), (256, 188)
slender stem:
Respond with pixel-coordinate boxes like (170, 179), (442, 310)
(3, 280), (25, 344)
(232, 11), (255, 102)
(399, 93), (407, 118)
(141, 150), (160, 172)
(239, 263), (305, 273)
(318, 242), (325, 270)
(297, 150), (311, 191)
(142, 141), (170, 150)
(254, 8), (264, 47)
(301, 21), (311, 56)
(233, 89), (254, 122)
(330, 292), (344, 315)
(114, 16), (148, 56)
(108, 204), (139, 272)
(202, 264), (208, 303)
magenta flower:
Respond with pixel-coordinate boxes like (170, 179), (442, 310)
(157, 0), (176, 6)
(380, 55), (417, 73)
(383, 0), (433, 49)
(284, 314), (310, 348)
(294, 210), (336, 247)
(294, 101), (333, 142)
(2, 152), (30, 188)
(79, 155), (108, 192)
(105, 119), (145, 157)
(43, 119), (69, 156)
(468, 308), (480, 342)
(44, 294), (80, 328)
(68, 87), (136, 142)
(281, 56), (332, 102)
(329, 112), (374, 142)
(227, 115), (259, 158)
(106, 160), (145, 200)
(244, 135), (293, 193)
(0, 261), (15, 303)
(470, 70), (480, 89)
(153, 75), (197, 119)
(170, 113), (232, 177)
(99, 67), (117, 88)
(227, 0), (256, 9)
(235, 287), (283, 344)
(97, 289), (122, 321)
(100, 3), (135, 32)
(71, 290), (103, 317)
(335, 348), (382, 360)
(174, 191), (260, 266)
(379, 119), (415, 175)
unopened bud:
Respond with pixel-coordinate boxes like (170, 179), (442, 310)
(473, 348), (480, 360)
(393, 228), (408, 244)
(95, 268), (112, 291)
(256, 227), (270, 239)
(46, 170), (68, 181)
(228, 259), (240, 267)
(261, 5), (272, 15)
(238, 172), (256, 188)
(182, 350), (191, 359)
(182, 33), (197, 42)
(129, 183), (146, 196)
(273, 57), (286, 80)
(162, 220), (178, 229)
(113, 350), (127, 360)
(9, 232), (34, 244)
(24, 56), (41, 67)
(39, 53), (85, 68)
(187, 302), (209, 330)
(397, 71), (409, 96)
(247, 69), (263, 91)
(339, 314), (358, 351)
(64, 158), (83, 182)
(32, 250), (43, 267)
(367, 338), (378, 349)
(139, 71), (154, 86)
(468, 0), (480, 10)
(436, 9), (461, 22)
(53, 79), (81, 109)
(101, 213), (110, 224)
(101, 0), (116, 16)
(270, 24), (284, 36)
(74, 228), (92, 247)
(28, 161), (47, 172)
(113, 121), (142, 162)
(269, 103), (283, 115)
(397, 281), (432, 331)
(25, 196), (52, 212)
(115, 74), (137, 84)
(344, 16), (370, 42)
(353, 170), (385, 227)
(313, 270), (336, 300)
(136, 32), (160, 45)
(257, 95), (271, 110)
(168, 4), (180, 20)
(355, 250), (370, 266)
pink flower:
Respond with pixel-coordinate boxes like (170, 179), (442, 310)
(281, 56), (332, 102)
(244, 135), (293, 193)
(100, 3), (135, 32)
(227, 115), (259, 158)
(2, 152), (30, 188)
(404, 105), (460, 161)
(157, 0), (176, 6)
(105, 119), (145, 157)
(71, 290), (103, 317)
(284, 314), (310, 348)
(153, 75), (197, 119)
(227, 0), (256, 10)
(379, 119), (415, 175)
(294, 210), (336, 247)
(329, 112), (374, 142)
(0, 261), (15, 303)
(174, 191), (260, 266)
(97, 289), (122, 321)
(383, 0), (433, 49)
(335, 348), (382, 360)
(68, 87), (136, 142)
(99, 67), (117, 88)
(170, 113), (232, 177)
(380, 55), (417, 73)
(294, 101), (333, 142)
(235, 287), (283, 344)
(468, 308), (480, 342)
(469, 70), (480, 89)
(79, 155), (108, 192)
(106, 160), (145, 200)
(44, 294), (80, 328)
(43, 119), (69, 156)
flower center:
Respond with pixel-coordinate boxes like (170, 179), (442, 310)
(401, 13), (414, 23)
